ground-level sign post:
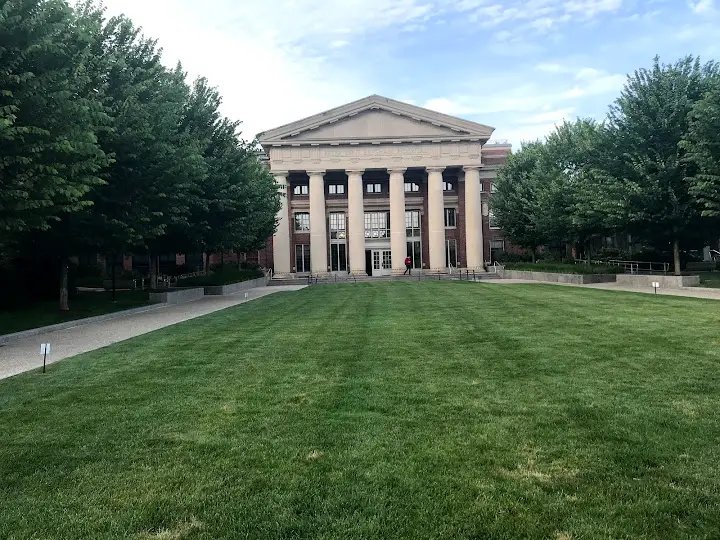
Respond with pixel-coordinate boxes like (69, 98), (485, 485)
(40, 343), (51, 373)
(652, 281), (660, 295)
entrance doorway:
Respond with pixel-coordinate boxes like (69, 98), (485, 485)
(371, 249), (392, 277)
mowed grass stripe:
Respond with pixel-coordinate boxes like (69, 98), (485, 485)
(1, 282), (719, 539)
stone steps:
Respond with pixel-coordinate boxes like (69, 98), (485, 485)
(270, 273), (502, 286)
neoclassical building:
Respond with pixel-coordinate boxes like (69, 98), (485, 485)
(258, 95), (511, 277)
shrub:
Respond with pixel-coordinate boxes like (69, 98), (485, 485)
(75, 276), (104, 288)
(504, 262), (624, 275)
(178, 267), (263, 287)
(493, 251), (533, 263)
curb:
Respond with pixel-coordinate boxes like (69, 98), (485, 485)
(0, 303), (167, 345)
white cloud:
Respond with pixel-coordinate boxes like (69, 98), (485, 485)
(563, 0), (623, 17)
(526, 108), (576, 123)
(535, 62), (567, 73)
(459, 0), (623, 27)
(421, 98), (478, 116)
(689, 0), (715, 13)
(100, 0), (445, 139)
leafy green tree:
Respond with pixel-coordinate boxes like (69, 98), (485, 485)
(87, 15), (206, 288)
(684, 79), (720, 218)
(0, 0), (109, 309)
(606, 56), (719, 274)
(177, 78), (281, 268)
(491, 142), (547, 262)
(542, 119), (627, 258)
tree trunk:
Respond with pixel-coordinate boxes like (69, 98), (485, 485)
(59, 258), (69, 312)
(237, 251), (242, 270)
(149, 250), (158, 290)
(204, 251), (209, 274)
(673, 237), (681, 276)
(111, 255), (116, 302)
(531, 249), (536, 264)
(221, 252), (225, 267)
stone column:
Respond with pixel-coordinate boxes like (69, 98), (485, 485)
(389, 168), (407, 273)
(308, 170), (327, 274)
(427, 167), (446, 270)
(272, 171), (291, 274)
(347, 170), (366, 275)
(464, 166), (484, 269)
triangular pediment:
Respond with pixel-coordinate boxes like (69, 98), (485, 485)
(258, 95), (494, 146)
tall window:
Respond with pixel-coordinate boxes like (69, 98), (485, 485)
(446, 239), (458, 268)
(405, 210), (422, 269)
(490, 240), (505, 261)
(329, 212), (347, 272)
(444, 208), (457, 228)
(443, 181), (454, 192)
(488, 211), (500, 229)
(329, 212), (346, 239)
(294, 212), (310, 231)
(404, 182), (419, 192)
(295, 245), (310, 273)
(329, 184), (345, 195)
(364, 211), (390, 238)
(366, 183), (382, 194)
(490, 182), (497, 193)
(293, 185), (309, 195)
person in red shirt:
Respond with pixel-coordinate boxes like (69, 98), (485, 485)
(404, 256), (412, 275)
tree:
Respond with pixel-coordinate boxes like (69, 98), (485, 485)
(177, 78), (281, 268)
(606, 56), (719, 274)
(684, 79), (720, 218)
(543, 119), (624, 257)
(0, 0), (109, 309)
(491, 142), (547, 262)
(87, 16), (206, 289)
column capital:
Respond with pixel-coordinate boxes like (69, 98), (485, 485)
(426, 166), (446, 173)
(463, 165), (482, 172)
(307, 170), (326, 176)
(346, 169), (365, 176)
(388, 167), (407, 174)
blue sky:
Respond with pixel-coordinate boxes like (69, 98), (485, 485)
(101, 0), (720, 147)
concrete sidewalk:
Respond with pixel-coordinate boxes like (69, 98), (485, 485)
(486, 278), (720, 300)
(0, 285), (305, 381)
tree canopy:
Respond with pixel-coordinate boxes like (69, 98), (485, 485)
(0, 0), (281, 308)
(491, 55), (720, 275)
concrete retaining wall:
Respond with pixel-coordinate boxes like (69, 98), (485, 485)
(204, 276), (269, 296)
(499, 269), (617, 284)
(149, 287), (205, 304)
(615, 274), (700, 288)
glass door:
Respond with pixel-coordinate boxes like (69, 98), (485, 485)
(372, 250), (382, 277)
(382, 250), (392, 276)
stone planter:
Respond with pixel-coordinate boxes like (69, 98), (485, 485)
(203, 276), (269, 296)
(615, 274), (700, 288)
(498, 269), (617, 284)
(149, 287), (205, 304)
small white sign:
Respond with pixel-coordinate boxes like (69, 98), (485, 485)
(244, 292), (249, 300)
(40, 343), (51, 354)
(652, 282), (660, 288)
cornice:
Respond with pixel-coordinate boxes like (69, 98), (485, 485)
(258, 95), (494, 147)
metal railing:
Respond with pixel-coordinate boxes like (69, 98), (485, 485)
(306, 268), (492, 284)
(576, 259), (670, 274)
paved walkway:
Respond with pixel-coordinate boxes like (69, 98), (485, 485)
(487, 278), (720, 300)
(0, 285), (305, 381)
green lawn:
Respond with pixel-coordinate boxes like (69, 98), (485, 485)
(0, 290), (150, 335)
(2, 282), (720, 539)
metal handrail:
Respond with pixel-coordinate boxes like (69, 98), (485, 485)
(575, 259), (670, 274)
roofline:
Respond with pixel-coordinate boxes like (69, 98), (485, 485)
(257, 94), (495, 145)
